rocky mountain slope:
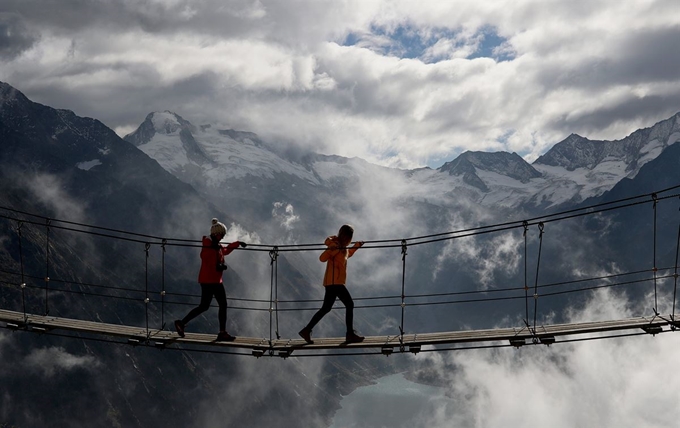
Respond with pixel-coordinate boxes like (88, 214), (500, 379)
(125, 110), (680, 217)
(1, 79), (679, 428)
(0, 82), (396, 428)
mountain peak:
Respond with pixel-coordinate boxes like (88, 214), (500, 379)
(0, 81), (18, 98)
(0, 81), (30, 109)
(124, 111), (196, 147)
(439, 151), (541, 192)
(149, 111), (188, 135)
(535, 113), (680, 173)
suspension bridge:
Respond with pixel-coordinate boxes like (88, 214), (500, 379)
(1, 186), (679, 358)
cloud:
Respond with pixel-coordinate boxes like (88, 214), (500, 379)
(24, 172), (87, 223)
(225, 222), (261, 245)
(432, 206), (520, 287)
(272, 201), (300, 231)
(23, 346), (99, 377)
(2, 1), (680, 169)
(0, 13), (39, 60)
(409, 287), (680, 428)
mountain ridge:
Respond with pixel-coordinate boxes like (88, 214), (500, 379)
(123, 107), (680, 211)
(535, 112), (680, 173)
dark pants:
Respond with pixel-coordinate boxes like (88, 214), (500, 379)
(305, 284), (354, 334)
(182, 283), (227, 331)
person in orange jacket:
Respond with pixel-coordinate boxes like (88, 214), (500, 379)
(299, 224), (365, 344)
(175, 218), (245, 341)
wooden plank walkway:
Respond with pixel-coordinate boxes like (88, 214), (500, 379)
(0, 309), (675, 355)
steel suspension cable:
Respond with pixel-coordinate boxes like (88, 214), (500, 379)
(3, 271), (672, 313)
(523, 221), (529, 325)
(652, 194), (659, 314)
(144, 243), (151, 340)
(44, 219), (51, 315)
(16, 221), (27, 322)
(274, 249), (280, 340)
(160, 239), (167, 330)
(532, 222), (545, 334)
(2, 185), (680, 252)
(672, 202), (680, 322)
(269, 247), (280, 343)
(3, 187), (680, 334)
(399, 240), (407, 347)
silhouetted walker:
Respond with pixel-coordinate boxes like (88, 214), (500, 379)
(175, 218), (245, 341)
(299, 224), (365, 344)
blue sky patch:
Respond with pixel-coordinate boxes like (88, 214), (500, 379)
(343, 24), (514, 63)
(470, 27), (515, 62)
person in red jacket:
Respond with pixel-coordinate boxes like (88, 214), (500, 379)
(175, 218), (245, 341)
(299, 224), (365, 344)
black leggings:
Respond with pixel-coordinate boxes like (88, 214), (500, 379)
(182, 283), (227, 331)
(305, 285), (354, 334)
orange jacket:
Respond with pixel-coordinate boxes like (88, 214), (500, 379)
(198, 236), (239, 284)
(320, 235), (359, 286)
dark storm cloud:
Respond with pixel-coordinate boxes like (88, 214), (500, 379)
(1, 1), (679, 168)
(550, 93), (680, 137)
(1, 0), (131, 33)
(0, 0), (259, 37)
(25, 70), (224, 131)
(612, 25), (680, 84)
(536, 26), (680, 91)
(0, 13), (39, 60)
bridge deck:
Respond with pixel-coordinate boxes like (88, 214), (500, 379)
(0, 309), (674, 354)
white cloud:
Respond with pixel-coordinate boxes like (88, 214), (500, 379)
(25, 173), (87, 222)
(272, 201), (300, 231)
(2, 1), (680, 168)
(225, 222), (261, 245)
(23, 346), (99, 377)
(411, 287), (680, 428)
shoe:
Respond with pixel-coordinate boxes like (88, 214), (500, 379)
(346, 330), (365, 344)
(216, 331), (235, 342)
(174, 320), (185, 338)
(298, 328), (314, 344)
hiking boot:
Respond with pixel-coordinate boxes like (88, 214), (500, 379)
(174, 320), (185, 338)
(346, 330), (365, 344)
(216, 331), (235, 342)
(298, 328), (314, 344)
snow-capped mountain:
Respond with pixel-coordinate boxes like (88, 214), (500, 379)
(529, 115), (680, 207)
(126, 111), (680, 214)
(0, 82), (393, 428)
(3, 80), (680, 428)
(124, 111), (410, 239)
(125, 111), (319, 187)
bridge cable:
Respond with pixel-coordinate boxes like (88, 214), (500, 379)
(3, 187), (680, 344)
(4, 263), (662, 307)
(44, 219), (51, 316)
(522, 221), (529, 325)
(2, 267), (672, 313)
(16, 221), (27, 322)
(144, 242), (151, 341)
(672, 201), (680, 326)
(532, 222), (545, 338)
(399, 239), (407, 350)
(269, 247), (280, 345)
(652, 193), (659, 315)
(160, 239), (167, 331)
(1, 185), (680, 252)
(0, 189), (670, 252)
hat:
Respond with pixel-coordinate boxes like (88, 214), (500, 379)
(210, 218), (227, 236)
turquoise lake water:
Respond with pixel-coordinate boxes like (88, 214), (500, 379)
(329, 373), (452, 428)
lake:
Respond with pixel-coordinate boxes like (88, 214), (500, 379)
(330, 373), (453, 428)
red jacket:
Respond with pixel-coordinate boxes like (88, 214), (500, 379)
(198, 236), (240, 284)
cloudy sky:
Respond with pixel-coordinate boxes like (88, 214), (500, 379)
(1, 0), (680, 168)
